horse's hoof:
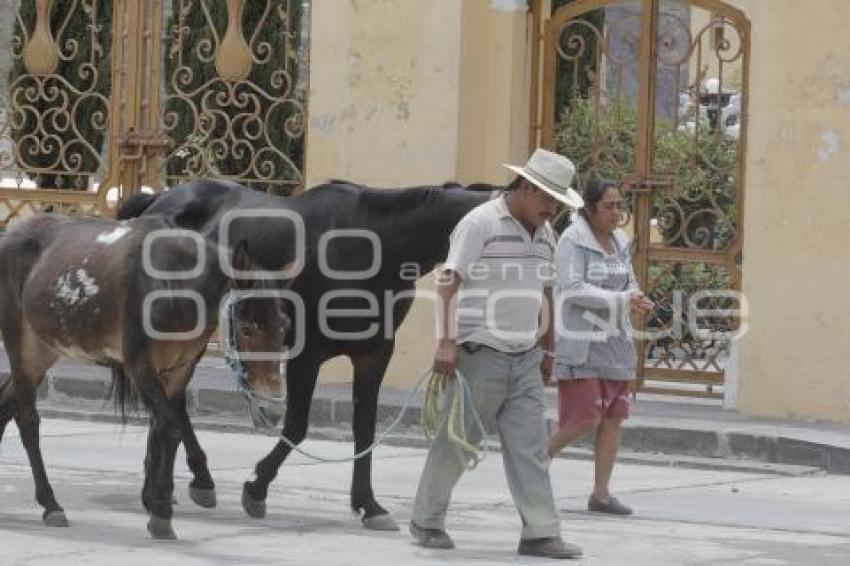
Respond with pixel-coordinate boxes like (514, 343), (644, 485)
(362, 513), (399, 531)
(241, 485), (266, 519)
(189, 487), (217, 509)
(43, 509), (69, 527)
(147, 515), (177, 540)
(142, 491), (153, 512)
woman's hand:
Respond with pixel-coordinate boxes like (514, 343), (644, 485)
(628, 291), (654, 313)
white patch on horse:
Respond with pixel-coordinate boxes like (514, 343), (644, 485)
(96, 223), (131, 245)
(76, 269), (100, 297)
(55, 269), (100, 306)
(55, 273), (82, 305)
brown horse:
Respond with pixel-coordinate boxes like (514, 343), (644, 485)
(0, 213), (289, 539)
(117, 179), (497, 530)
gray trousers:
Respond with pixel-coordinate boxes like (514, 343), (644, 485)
(411, 346), (561, 540)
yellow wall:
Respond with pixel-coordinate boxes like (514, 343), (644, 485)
(305, 0), (464, 189)
(305, 0), (531, 385)
(306, 0), (850, 425)
(306, 0), (531, 188)
(456, 0), (533, 183)
(738, 0), (850, 422)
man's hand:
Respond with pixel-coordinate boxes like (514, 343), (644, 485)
(540, 353), (555, 386)
(434, 338), (457, 377)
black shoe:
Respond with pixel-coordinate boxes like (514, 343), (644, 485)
(588, 495), (633, 516)
(409, 521), (455, 549)
(518, 536), (583, 559)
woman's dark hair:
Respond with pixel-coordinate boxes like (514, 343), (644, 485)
(578, 176), (620, 220)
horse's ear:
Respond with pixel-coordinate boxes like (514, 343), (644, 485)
(232, 240), (253, 289)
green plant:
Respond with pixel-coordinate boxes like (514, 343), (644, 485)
(555, 99), (739, 249)
(8, 1), (113, 190)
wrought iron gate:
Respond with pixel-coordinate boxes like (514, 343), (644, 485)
(0, 0), (308, 228)
(531, 0), (750, 398)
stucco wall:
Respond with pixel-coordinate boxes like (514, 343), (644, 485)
(304, 0), (850, 425)
(304, 0), (464, 189)
(738, 0), (850, 422)
(305, 0), (531, 385)
(456, 0), (532, 183)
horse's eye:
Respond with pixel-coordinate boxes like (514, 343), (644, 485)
(238, 322), (260, 337)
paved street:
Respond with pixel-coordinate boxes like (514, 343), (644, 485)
(1, 418), (849, 565)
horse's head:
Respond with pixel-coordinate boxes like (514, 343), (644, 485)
(224, 242), (292, 429)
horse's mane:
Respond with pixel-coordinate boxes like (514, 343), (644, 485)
(320, 180), (465, 217)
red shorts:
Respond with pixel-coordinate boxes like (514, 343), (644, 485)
(557, 379), (631, 429)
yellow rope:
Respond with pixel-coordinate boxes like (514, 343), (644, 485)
(422, 369), (487, 470)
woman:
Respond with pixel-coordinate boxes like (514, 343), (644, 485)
(548, 177), (653, 516)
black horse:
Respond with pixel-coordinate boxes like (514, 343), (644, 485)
(0, 212), (289, 539)
(118, 178), (495, 530)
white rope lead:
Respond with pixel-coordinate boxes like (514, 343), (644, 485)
(276, 368), (488, 468)
(221, 292), (487, 466)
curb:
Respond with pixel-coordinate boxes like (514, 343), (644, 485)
(4, 370), (850, 476)
(33, 405), (822, 479)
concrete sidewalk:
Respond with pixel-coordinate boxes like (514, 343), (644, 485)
(3, 351), (850, 475)
(2, 418), (850, 565)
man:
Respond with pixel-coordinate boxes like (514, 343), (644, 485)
(410, 149), (584, 559)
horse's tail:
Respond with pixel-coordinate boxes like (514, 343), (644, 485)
(109, 365), (141, 423)
(116, 192), (160, 220)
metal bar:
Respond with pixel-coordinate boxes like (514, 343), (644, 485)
(294, 0), (313, 195)
(540, 18), (558, 150)
(638, 386), (723, 399)
(0, 189), (101, 204)
(732, 14), (751, 292)
(550, 0), (619, 28)
(684, 0), (748, 22)
(632, 0), (660, 388)
(647, 246), (730, 264)
(528, 0), (544, 153)
(99, 0), (127, 206)
(142, 0), (165, 190)
(643, 367), (725, 385)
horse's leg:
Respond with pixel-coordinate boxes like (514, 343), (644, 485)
(0, 369), (12, 442)
(2, 322), (64, 527)
(0, 389), (12, 443)
(142, 414), (168, 513)
(176, 395), (216, 508)
(141, 415), (157, 512)
(242, 354), (320, 519)
(146, 403), (181, 540)
(14, 370), (67, 527)
(129, 360), (182, 539)
(169, 352), (215, 507)
(140, 354), (214, 510)
(350, 340), (398, 531)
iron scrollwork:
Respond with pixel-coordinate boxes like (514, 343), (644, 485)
(164, 0), (306, 195)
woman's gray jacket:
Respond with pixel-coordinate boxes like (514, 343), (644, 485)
(554, 216), (640, 367)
